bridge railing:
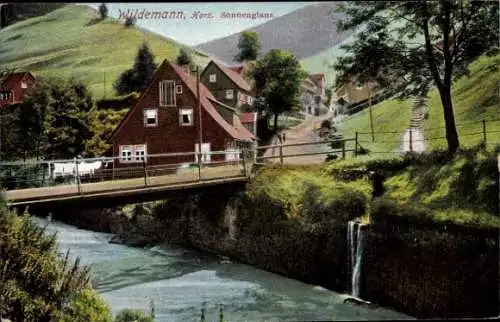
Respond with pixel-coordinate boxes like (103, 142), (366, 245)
(0, 149), (254, 193)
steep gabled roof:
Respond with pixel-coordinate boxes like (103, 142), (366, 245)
(0, 72), (35, 90)
(209, 60), (253, 92)
(109, 59), (255, 143)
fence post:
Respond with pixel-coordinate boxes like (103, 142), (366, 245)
(74, 157), (81, 194)
(482, 119), (487, 146)
(342, 141), (346, 159)
(279, 143), (284, 164)
(142, 158), (148, 187)
(198, 152), (203, 181)
(354, 132), (359, 156)
(409, 129), (413, 152)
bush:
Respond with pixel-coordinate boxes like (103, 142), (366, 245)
(124, 17), (135, 27)
(321, 120), (331, 129)
(114, 309), (153, 322)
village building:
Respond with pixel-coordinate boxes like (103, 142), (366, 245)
(107, 59), (256, 168)
(299, 73), (329, 117)
(0, 72), (36, 108)
(200, 60), (257, 136)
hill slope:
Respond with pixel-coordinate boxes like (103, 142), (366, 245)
(338, 55), (500, 158)
(0, 5), (211, 99)
(195, 2), (354, 65)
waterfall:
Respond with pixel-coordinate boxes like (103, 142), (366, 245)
(347, 221), (366, 298)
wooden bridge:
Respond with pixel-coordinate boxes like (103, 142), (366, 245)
(1, 137), (357, 207)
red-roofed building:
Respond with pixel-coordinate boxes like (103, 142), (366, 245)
(200, 60), (255, 113)
(108, 59), (255, 168)
(0, 72), (36, 108)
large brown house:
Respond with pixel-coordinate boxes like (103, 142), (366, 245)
(108, 59), (255, 168)
(0, 72), (36, 108)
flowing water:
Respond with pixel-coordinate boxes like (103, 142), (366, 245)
(348, 221), (366, 298)
(36, 217), (412, 321)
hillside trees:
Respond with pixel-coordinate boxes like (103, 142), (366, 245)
(249, 49), (307, 132)
(235, 31), (261, 62)
(99, 3), (108, 19)
(10, 78), (95, 160)
(333, 0), (499, 154)
(176, 48), (194, 69)
(115, 42), (158, 95)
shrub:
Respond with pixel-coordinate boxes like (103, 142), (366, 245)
(321, 120), (331, 129)
(124, 17), (135, 27)
(114, 308), (153, 322)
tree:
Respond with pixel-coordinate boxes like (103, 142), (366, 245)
(234, 31), (261, 62)
(124, 16), (135, 27)
(114, 42), (158, 95)
(249, 49), (307, 132)
(14, 78), (95, 160)
(333, 0), (499, 154)
(176, 48), (194, 68)
(98, 3), (108, 19)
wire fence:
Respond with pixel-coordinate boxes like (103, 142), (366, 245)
(0, 149), (255, 195)
(352, 118), (500, 154)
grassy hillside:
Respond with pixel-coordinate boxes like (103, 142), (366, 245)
(0, 5), (211, 99)
(424, 55), (500, 150)
(337, 54), (500, 158)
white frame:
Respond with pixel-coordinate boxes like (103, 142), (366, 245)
(119, 145), (132, 163)
(209, 74), (217, 83)
(21, 81), (27, 89)
(175, 84), (183, 94)
(159, 80), (176, 107)
(195, 143), (211, 163)
(247, 95), (253, 105)
(179, 108), (193, 126)
(143, 108), (158, 127)
(119, 144), (147, 163)
(225, 89), (234, 99)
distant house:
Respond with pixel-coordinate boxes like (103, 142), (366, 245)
(335, 76), (378, 107)
(107, 59), (255, 168)
(0, 72), (36, 108)
(200, 60), (255, 113)
(299, 73), (329, 117)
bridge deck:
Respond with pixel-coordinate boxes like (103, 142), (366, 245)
(4, 164), (246, 205)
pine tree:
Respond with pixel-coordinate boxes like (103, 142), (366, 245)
(114, 42), (158, 95)
(176, 48), (193, 68)
(98, 3), (108, 19)
(234, 31), (261, 62)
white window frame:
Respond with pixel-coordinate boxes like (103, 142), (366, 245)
(209, 74), (216, 83)
(143, 108), (158, 127)
(175, 84), (183, 94)
(21, 81), (27, 89)
(247, 96), (253, 105)
(225, 89), (234, 99)
(119, 145), (132, 163)
(179, 108), (194, 126)
(133, 144), (147, 163)
(119, 144), (147, 163)
(159, 80), (176, 107)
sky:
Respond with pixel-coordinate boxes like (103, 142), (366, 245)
(79, 2), (312, 46)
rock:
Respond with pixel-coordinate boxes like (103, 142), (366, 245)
(343, 297), (378, 308)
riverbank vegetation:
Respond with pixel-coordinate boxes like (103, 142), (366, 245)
(0, 194), (154, 322)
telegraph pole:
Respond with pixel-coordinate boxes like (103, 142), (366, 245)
(103, 72), (106, 99)
(196, 66), (203, 179)
(368, 86), (375, 142)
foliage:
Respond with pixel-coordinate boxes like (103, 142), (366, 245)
(0, 203), (114, 322)
(234, 31), (261, 62)
(8, 3), (66, 25)
(176, 48), (194, 69)
(321, 120), (331, 129)
(114, 42), (158, 96)
(60, 289), (112, 322)
(334, 0), (499, 153)
(249, 49), (308, 132)
(114, 308), (153, 322)
(98, 3), (108, 19)
(124, 16), (135, 27)
(11, 78), (95, 160)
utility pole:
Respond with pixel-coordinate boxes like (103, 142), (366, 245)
(368, 86), (375, 142)
(196, 66), (203, 180)
(103, 72), (106, 99)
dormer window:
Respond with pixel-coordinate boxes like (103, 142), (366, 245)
(209, 74), (216, 83)
(21, 81), (27, 89)
(225, 89), (233, 99)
